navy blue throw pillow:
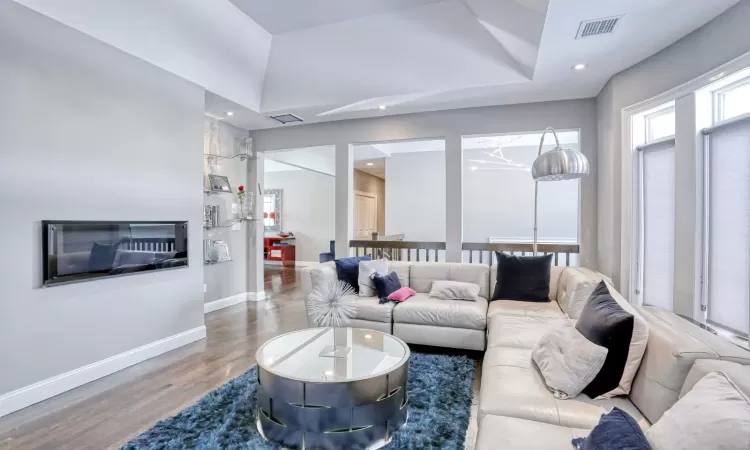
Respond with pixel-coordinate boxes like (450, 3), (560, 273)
(572, 407), (651, 450)
(575, 282), (635, 399)
(491, 252), (552, 302)
(334, 255), (371, 293)
(89, 242), (120, 272)
(373, 271), (401, 299)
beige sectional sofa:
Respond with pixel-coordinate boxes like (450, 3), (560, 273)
(301, 261), (750, 449)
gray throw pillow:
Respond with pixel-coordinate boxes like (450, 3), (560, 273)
(358, 258), (389, 297)
(531, 320), (609, 399)
(645, 371), (750, 450)
(429, 280), (480, 301)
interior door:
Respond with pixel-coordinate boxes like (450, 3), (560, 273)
(354, 191), (377, 239)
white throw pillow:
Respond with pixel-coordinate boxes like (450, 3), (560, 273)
(646, 371), (750, 450)
(357, 258), (389, 297)
(428, 280), (480, 301)
(532, 320), (609, 399)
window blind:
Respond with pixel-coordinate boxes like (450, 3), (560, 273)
(705, 120), (750, 336)
(640, 140), (675, 310)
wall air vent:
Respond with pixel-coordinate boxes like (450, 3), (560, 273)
(576, 16), (622, 39)
(269, 113), (303, 124)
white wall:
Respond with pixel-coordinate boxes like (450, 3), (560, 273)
(596, 0), (750, 288)
(0, 0), (204, 400)
(385, 151), (446, 242)
(265, 146), (335, 176)
(463, 144), (579, 243)
(11, 0), (272, 111)
(251, 99), (598, 268)
(263, 169), (335, 263)
(203, 119), (250, 304)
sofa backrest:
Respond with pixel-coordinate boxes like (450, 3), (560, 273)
(410, 263), (490, 298)
(629, 306), (750, 423)
(489, 265), (565, 301)
(555, 267), (609, 318)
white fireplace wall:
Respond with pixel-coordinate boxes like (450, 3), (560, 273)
(0, 1), (205, 405)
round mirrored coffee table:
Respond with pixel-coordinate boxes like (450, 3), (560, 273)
(256, 327), (410, 449)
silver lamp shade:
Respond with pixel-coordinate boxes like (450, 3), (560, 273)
(531, 146), (589, 181)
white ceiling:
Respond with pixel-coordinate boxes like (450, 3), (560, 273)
(15, 0), (739, 130)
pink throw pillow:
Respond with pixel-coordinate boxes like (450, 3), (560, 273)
(388, 287), (416, 302)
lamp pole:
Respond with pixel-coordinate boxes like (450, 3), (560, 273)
(533, 127), (562, 256)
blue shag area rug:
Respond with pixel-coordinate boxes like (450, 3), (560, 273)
(122, 352), (475, 449)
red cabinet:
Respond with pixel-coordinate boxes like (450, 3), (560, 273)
(264, 237), (296, 267)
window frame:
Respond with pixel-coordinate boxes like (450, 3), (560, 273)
(644, 106), (676, 144)
(713, 76), (750, 123)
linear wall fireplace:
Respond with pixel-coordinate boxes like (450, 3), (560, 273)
(42, 221), (188, 287)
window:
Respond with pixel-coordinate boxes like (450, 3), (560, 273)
(461, 131), (580, 265)
(633, 104), (675, 309)
(702, 118), (750, 337)
(645, 107), (676, 142)
(715, 78), (750, 122)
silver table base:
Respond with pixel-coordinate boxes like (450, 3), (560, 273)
(255, 362), (409, 449)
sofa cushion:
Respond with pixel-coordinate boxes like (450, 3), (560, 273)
(629, 306), (750, 424)
(488, 299), (565, 319)
(491, 252), (553, 302)
(491, 265), (565, 302)
(347, 295), (396, 323)
(409, 263), (489, 298)
(557, 267), (609, 319)
(479, 347), (650, 430)
(487, 314), (568, 349)
(475, 415), (589, 450)
(392, 293), (487, 330)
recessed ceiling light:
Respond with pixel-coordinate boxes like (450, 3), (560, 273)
(378, 105), (386, 110)
(469, 166), (478, 171)
(366, 162), (374, 166)
(572, 64), (586, 71)
(709, 72), (726, 82)
(364, 334), (372, 339)
(225, 111), (234, 116)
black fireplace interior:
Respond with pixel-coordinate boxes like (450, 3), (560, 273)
(42, 221), (188, 286)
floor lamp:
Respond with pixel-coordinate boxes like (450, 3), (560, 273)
(531, 127), (590, 255)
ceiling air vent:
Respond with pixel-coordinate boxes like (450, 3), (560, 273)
(269, 113), (303, 125)
(576, 16), (622, 39)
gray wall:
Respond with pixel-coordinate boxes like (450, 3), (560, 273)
(385, 151), (446, 242)
(353, 170), (385, 235)
(203, 119), (251, 304)
(596, 0), (750, 288)
(264, 169), (335, 263)
(0, 1), (205, 395)
(251, 99), (598, 269)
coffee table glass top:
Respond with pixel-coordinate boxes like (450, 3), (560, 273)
(257, 328), (409, 383)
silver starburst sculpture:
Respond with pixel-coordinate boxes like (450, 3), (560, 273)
(307, 280), (358, 328)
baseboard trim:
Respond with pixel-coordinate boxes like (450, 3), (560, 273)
(204, 291), (266, 313)
(249, 291), (266, 302)
(0, 325), (206, 418)
(204, 293), (249, 314)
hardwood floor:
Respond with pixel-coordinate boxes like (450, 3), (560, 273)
(0, 266), (480, 449)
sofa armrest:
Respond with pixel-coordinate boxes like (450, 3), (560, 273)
(680, 359), (750, 398)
